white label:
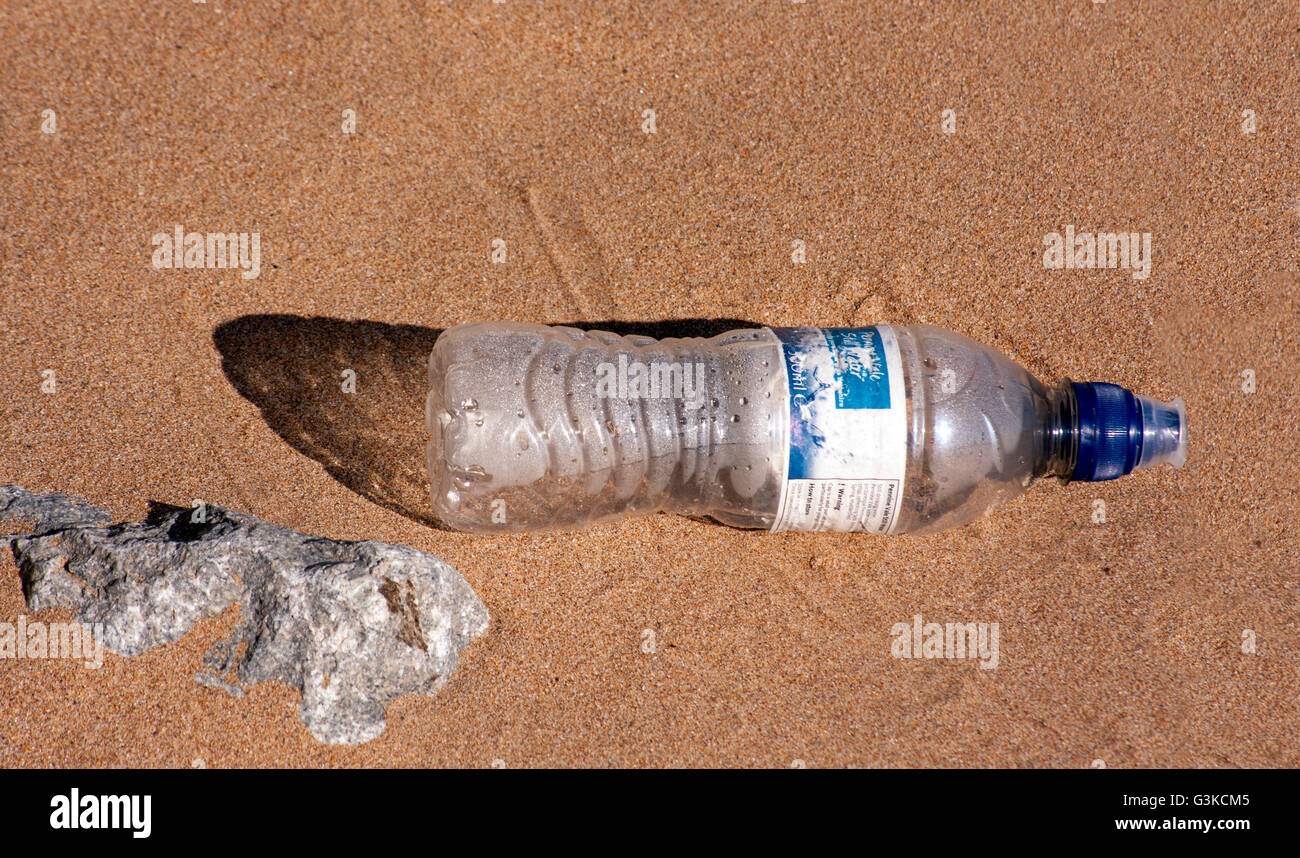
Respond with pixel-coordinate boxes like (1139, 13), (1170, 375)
(770, 326), (908, 533)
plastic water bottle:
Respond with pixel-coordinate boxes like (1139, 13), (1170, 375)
(425, 323), (1186, 534)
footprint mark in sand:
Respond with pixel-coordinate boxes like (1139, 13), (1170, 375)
(523, 184), (618, 319)
(842, 277), (918, 328)
(840, 273), (1058, 381)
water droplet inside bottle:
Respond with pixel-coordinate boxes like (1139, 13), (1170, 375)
(460, 398), (478, 412)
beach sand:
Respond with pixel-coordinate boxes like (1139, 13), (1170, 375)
(1, 0), (1297, 767)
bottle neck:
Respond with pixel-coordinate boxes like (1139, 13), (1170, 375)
(1035, 382), (1080, 481)
(1038, 380), (1186, 482)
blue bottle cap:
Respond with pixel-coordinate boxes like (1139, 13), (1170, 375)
(1071, 381), (1144, 481)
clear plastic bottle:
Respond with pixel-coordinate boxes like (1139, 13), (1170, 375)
(425, 323), (1186, 534)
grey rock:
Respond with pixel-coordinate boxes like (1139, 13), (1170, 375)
(1, 485), (113, 538)
(9, 489), (488, 745)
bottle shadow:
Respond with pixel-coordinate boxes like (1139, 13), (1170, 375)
(212, 314), (760, 528)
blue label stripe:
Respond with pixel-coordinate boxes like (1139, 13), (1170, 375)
(772, 327), (893, 481)
(821, 327), (891, 410)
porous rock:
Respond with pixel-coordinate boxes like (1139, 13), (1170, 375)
(5, 487), (488, 745)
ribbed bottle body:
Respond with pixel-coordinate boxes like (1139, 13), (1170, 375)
(426, 323), (787, 531)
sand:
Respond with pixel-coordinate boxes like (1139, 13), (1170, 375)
(1, 0), (1297, 767)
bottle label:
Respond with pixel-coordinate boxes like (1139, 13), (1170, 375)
(769, 326), (907, 533)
